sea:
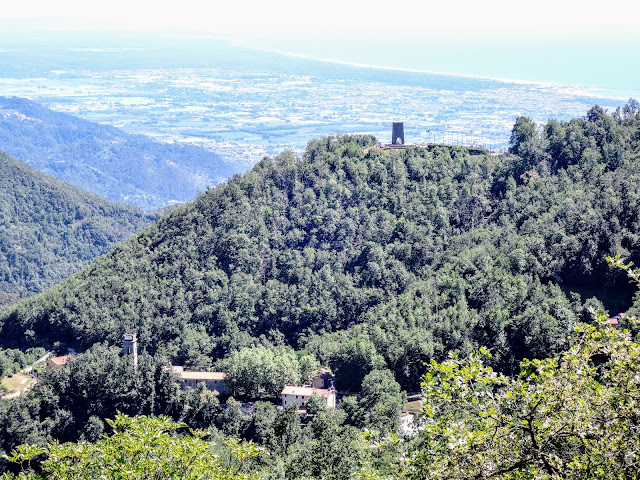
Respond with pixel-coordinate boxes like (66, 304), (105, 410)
(0, 29), (636, 165)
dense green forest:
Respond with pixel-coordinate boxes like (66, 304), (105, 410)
(0, 150), (154, 306)
(0, 347), (45, 379)
(1, 103), (639, 391)
(2, 296), (639, 479)
(1, 103), (640, 479)
(0, 96), (245, 210)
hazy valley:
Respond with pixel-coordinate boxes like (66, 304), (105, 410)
(0, 96), (244, 210)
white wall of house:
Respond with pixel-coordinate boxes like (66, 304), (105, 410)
(282, 391), (336, 409)
(283, 393), (309, 408)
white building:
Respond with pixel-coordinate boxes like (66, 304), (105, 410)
(281, 385), (336, 410)
(400, 413), (420, 436)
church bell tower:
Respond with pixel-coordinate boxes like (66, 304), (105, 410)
(123, 333), (138, 373)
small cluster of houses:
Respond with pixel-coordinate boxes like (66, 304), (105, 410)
(158, 332), (338, 411)
(169, 364), (336, 412)
(46, 334), (337, 413)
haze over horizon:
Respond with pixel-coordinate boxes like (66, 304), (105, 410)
(1, 0), (639, 93)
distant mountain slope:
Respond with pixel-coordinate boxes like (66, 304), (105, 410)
(0, 150), (154, 305)
(0, 96), (245, 210)
(1, 105), (639, 389)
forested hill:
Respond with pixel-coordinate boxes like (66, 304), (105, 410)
(0, 96), (245, 211)
(0, 150), (154, 306)
(1, 103), (639, 389)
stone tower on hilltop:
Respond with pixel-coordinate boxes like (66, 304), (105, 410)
(123, 333), (138, 373)
(392, 122), (404, 145)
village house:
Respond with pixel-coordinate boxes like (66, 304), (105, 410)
(45, 355), (72, 371)
(608, 312), (626, 326)
(308, 368), (334, 389)
(281, 385), (336, 410)
(170, 366), (231, 395)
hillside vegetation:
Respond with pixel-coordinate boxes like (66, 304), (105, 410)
(1, 103), (639, 390)
(0, 150), (153, 306)
(1, 104), (640, 479)
(2, 289), (640, 479)
(0, 96), (245, 210)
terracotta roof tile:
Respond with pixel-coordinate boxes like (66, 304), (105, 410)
(180, 371), (226, 381)
(48, 355), (72, 366)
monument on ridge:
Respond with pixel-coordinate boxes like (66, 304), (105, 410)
(391, 122), (405, 145)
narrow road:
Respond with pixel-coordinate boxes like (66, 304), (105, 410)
(22, 351), (53, 374)
(1, 351), (52, 400)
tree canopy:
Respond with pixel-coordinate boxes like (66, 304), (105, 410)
(410, 313), (640, 478)
(0, 413), (263, 480)
(1, 102), (639, 391)
(0, 150), (153, 306)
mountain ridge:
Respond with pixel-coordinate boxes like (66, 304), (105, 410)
(0, 96), (246, 210)
(0, 149), (153, 305)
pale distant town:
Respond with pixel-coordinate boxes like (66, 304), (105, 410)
(0, 56), (622, 166)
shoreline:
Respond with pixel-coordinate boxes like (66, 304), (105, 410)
(233, 41), (638, 102)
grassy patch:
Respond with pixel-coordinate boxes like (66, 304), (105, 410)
(1, 372), (34, 395)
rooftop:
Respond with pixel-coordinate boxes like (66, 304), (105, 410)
(48, 355), (72, 366)
(179, 370), (227, 381)
(281, 385), (333, 398)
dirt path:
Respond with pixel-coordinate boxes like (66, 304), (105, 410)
(22, 351), (53, 374)
(1, 351), (52, 400)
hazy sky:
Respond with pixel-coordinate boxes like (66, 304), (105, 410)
(2, 0), (638, 92)
(2, 0), (638, 41)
